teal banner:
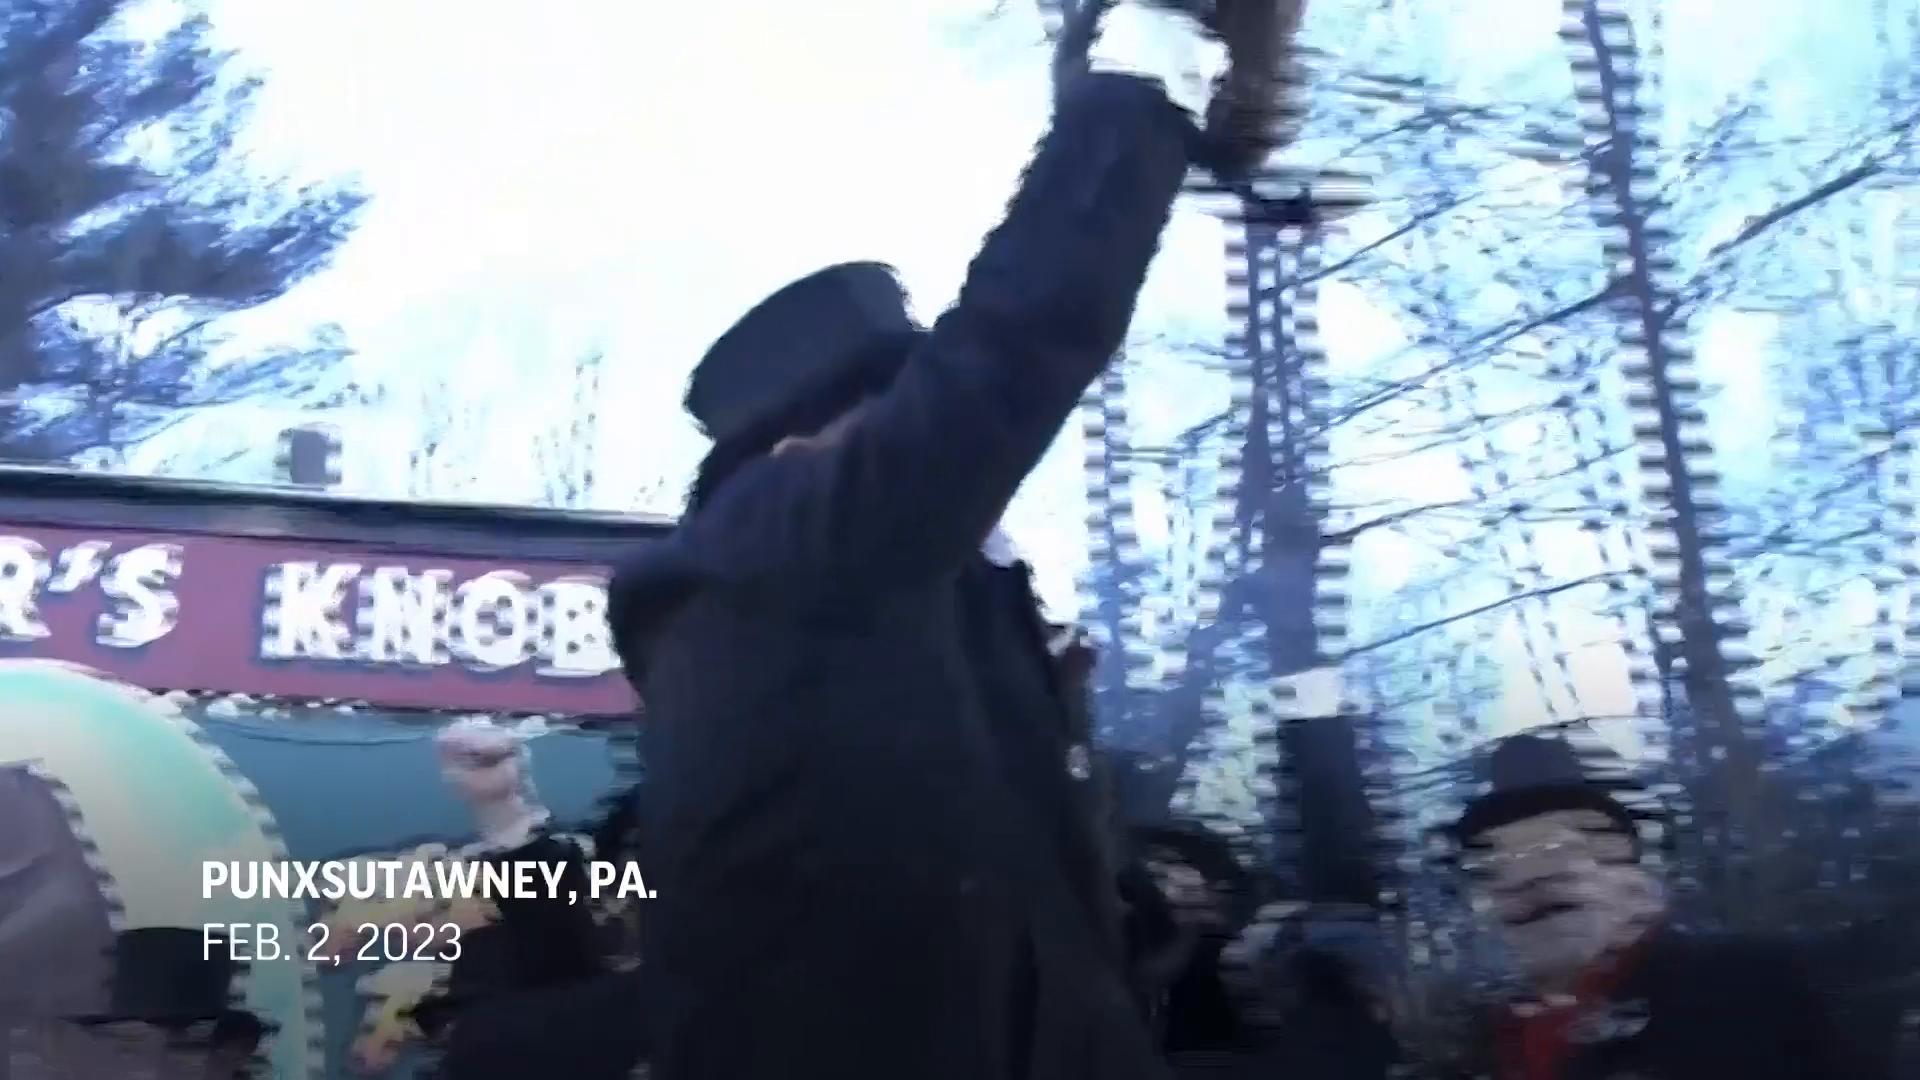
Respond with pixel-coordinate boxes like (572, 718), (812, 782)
(0, 660), (629, 1079)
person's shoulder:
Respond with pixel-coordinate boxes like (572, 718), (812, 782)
(1651, 928), (1819, 995)
(1664, 928), (1804, 963)
(606, 528), (717, 679)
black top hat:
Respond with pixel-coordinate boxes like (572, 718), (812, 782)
(75, 928), (243, 1023)
(1452, 732), (1641, 852)
(685, 261), (922, 444)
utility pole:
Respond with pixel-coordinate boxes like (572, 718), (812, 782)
(1036, 0), (1385, 905)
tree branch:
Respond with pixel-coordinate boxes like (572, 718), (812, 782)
(1337, 572), (1630, 659)
(1705, 160), (1884, 263)
(1322, 282), (1619, 433)
(1301, 192), (1478, 287)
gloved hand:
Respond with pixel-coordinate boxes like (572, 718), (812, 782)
(437, 719), (548, 849)
(1054, 0), (1219, 118)
(1053, 0), (1309, 183)
(1197, 0), (1309, 179)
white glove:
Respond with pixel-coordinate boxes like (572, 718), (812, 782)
(1085, 3), (1225, 118)
(436, 720), (548, 849)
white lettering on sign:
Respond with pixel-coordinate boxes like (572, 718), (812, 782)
(0, 537), (52, 641)
(534, 576), (617, 679)
(47, 540), (111, 595)
(260, 562), (619, 678)
(0, 536), (182, 647)
(97, 544), (184, 648)
(0, 534), (621, 691)
(451, 570), (534, 672)
(262, 561), (362, 661)
(359, 566), (450, 666)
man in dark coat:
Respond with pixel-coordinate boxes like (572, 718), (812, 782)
(414, 721), (649, 1080)
(13, 928), (271, 1079)
(605, 3), (1308, 1077)
(1127, 823), (1261, 1062)
(1443, 731), (1864, 1080)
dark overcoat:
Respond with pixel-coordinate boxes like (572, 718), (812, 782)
(607, 73), (1193, 1080)
(1539, 930), (1862, 1080)
(430, 833), (649, 1080)
(1438, 930), (1867, 1080)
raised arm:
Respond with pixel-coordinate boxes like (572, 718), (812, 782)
(679, 57), (1197, 597)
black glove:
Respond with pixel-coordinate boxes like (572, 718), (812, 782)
(1197, 0), (1308, 180)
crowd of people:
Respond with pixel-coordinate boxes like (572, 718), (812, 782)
(412, 726), (1861, 1080)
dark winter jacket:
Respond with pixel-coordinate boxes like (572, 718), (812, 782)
(434, 968), (648, 1080)
(428, 833), (648, 1080)
(606, 73), (1192, 1080)
(1459, 929), (1863, 1080)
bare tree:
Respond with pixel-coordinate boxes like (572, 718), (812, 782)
(1553, 0), (1792, 926)
(1038, 0), (1640, 904)
(385, 348), (672, 513)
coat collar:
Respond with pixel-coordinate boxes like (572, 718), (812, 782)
(981, 526), (1020, 568)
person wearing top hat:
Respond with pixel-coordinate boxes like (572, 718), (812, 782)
(1435, 730), (1862, 1080)
(605, 3), (1310, 1077)
(1125, 822), (1264, 1067)
(14, 929), (271, 1079)
(422, 721), (650, 1080)
(309, 720), (652, 1080)
(1112, 820), (1401, 1078)
(0, 661), (308, 1079)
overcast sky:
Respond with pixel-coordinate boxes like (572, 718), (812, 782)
(199, 0), (1247, 596)
(169, 0), (1909, 754)
(196, 0), (1838, 536)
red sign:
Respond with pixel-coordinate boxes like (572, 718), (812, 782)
(0, 522), (638, 716)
